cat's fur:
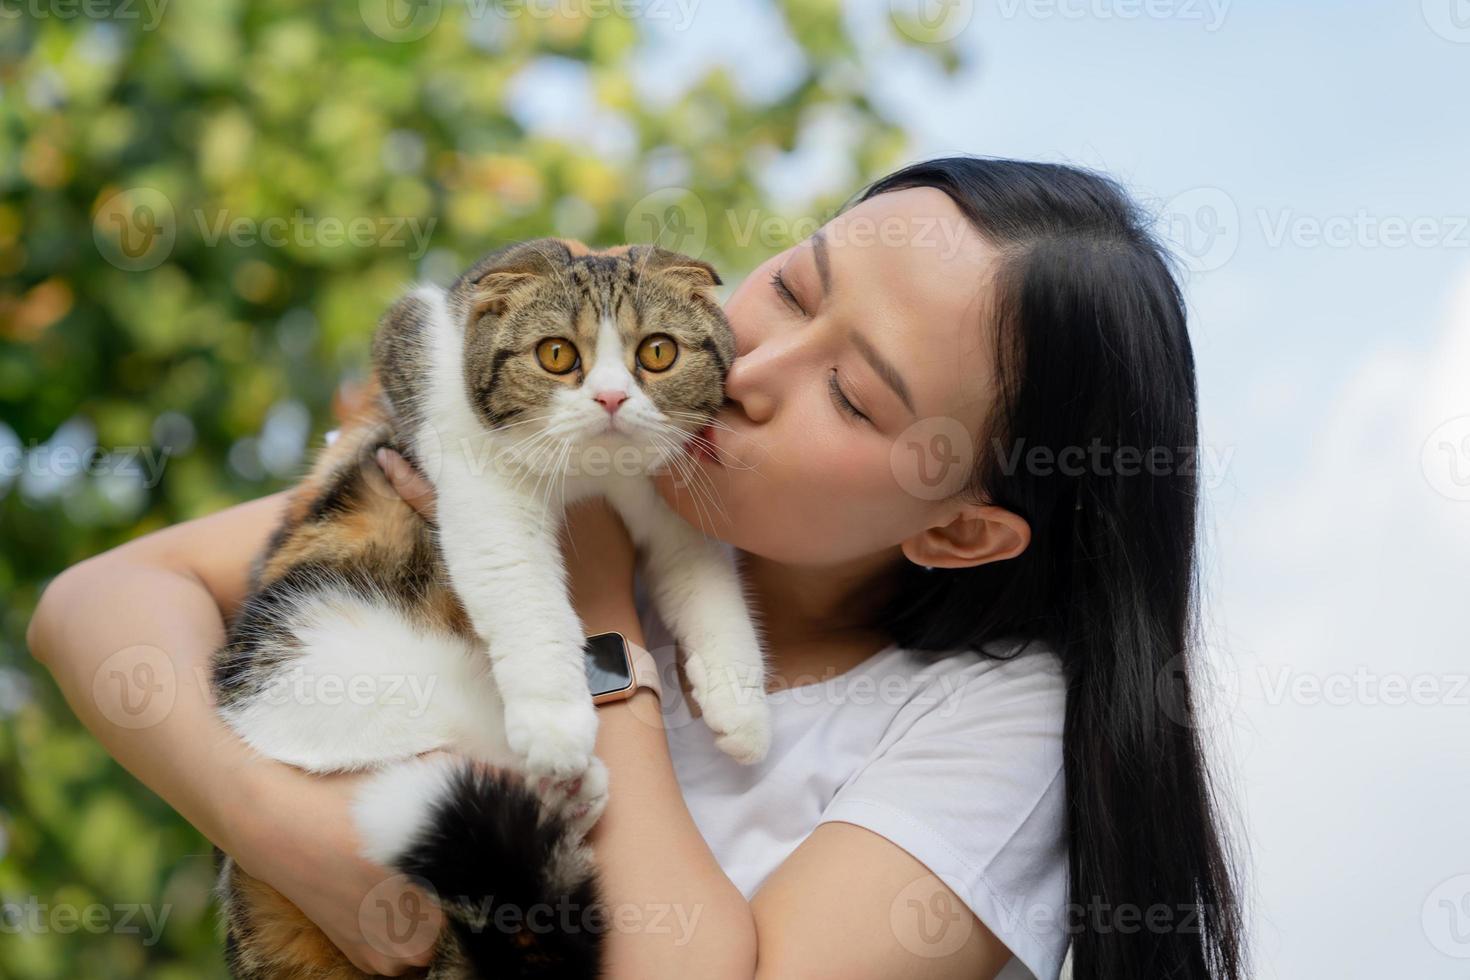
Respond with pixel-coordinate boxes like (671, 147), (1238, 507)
(211, 239), (770, 979)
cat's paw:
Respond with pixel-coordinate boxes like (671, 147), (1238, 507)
(696, 677), (772, 765)
(535, 757), (609, 839)
(504, 696), (599, 780)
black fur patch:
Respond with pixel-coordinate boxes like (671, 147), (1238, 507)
(396, 764), (603, 978)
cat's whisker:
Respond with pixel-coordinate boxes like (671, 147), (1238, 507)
(662, 410), (740, 436)
(648, 419), (759, 476)
(648, 431), (729, 533)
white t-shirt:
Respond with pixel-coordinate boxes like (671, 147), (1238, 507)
(637, 587), (1071, 980)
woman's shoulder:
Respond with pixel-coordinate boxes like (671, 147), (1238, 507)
(876, 637), (1068, 739)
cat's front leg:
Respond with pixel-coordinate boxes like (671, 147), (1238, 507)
(433, 461), (598, 781)
(606, 481), (771, 764)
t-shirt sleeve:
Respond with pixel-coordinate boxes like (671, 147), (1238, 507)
(818, 648), (1070, 980)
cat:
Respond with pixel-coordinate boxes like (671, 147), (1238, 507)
(211, 239), (771, 979)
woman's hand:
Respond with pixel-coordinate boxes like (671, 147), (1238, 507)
(375, 448), (639, 626)
(231, 763), (445, 976)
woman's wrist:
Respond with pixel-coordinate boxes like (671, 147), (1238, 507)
(577, 587), (645, 645)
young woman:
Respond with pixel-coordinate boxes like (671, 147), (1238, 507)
(28, 157), (1243, 980)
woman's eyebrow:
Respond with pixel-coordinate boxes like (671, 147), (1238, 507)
(811, 230), (832, 295)
(851, 330), (916, 416)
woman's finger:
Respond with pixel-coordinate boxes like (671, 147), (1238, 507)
(375, 448), (437, 520)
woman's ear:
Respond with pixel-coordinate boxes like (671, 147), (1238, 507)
(900, 504), (1031, 570)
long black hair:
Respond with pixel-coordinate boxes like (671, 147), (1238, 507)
(855, 158), (1244, 980)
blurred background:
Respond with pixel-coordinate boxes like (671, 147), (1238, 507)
(1, 0), (1466, 977)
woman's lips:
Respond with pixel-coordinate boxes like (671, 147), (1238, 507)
(691, 423), (721, 464)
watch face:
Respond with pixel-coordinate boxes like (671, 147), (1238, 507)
(585, 632), (634, 697)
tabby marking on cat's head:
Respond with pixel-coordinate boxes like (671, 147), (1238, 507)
(446, 238), (732, 475)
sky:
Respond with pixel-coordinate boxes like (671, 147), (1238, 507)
(607, 2), (1470, 976)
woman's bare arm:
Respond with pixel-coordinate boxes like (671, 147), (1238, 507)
(25, 493), (441, 975)
(26, 493), (288, 848)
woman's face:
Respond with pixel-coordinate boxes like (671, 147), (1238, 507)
(655, 187), (1006, 567)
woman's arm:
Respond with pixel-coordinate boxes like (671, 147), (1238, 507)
(26, 492), (286, 847)
(25, 493), (442, 976)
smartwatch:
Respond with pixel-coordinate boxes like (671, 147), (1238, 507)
(585, 632), (663, 704)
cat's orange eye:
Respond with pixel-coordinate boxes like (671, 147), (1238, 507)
(536, 338), (580, 375)
(637, 334), (678, 372)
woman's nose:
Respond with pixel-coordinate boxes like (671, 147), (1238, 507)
(723, 334), (793, 425)
(726, 368), (774, 424)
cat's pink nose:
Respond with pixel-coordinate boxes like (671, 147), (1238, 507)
(594, 390), (627, 414)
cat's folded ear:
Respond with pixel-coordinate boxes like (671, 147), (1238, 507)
(465, 239), (574, 320)
(632, 246), (722, 289)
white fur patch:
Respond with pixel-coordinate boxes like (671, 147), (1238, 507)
(351, 755), (459, 866)
(220, 584), (508, 772)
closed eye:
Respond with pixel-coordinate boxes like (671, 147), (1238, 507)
(769, 268), (806, 316)
(828, 369), (870, 424)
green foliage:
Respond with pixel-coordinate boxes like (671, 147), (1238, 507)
(0, 2), (955, 974)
